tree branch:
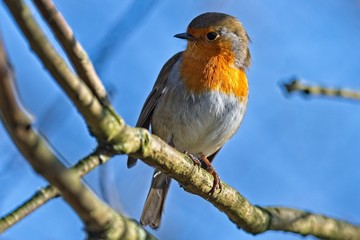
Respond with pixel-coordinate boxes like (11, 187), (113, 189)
(282, 78), (360, 101)
(0, 38), (155, 240)
(4, 120), (358, 239)
(264, 207), (360, 239)
(0, 185), (56, 233)
(32, 0), (108, 105)
(0, 151), (109, 232)
(3, 0), (123, 142)
(105, 125), (360, 239)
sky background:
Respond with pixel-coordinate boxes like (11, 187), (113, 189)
(1, 0), (360, 239)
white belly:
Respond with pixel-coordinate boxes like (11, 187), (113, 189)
(152, 85), (247, 157)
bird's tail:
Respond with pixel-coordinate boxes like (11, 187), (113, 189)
(140, 170), (171, 229)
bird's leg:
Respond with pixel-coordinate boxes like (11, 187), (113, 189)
(200, 153), (222, 195)
(169, 136), (200, 169)
(169, 136), (202, 168)
(184, 151), (201, 170)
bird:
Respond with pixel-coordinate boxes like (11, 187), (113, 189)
(127, 12), (251, 229)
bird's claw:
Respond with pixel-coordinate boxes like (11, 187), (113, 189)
(206, 165), (222, 195)
(200, 153), (222, 195)
(184, 151), (222, 194)
(185, 151), (201, 170)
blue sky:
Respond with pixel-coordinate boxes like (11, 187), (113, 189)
(1, 1), (360, 239)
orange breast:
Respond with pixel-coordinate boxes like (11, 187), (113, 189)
(180, 49), (248, 100)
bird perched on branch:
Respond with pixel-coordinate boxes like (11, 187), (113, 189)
(128, 12), (251, 229)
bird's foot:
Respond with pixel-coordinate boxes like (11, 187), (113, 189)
(200, 153), (222, 195)
(184, 151), (201, 170)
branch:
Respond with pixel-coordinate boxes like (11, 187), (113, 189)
(3, 118), (359, 238)
(0, 151), (109, 232)
(105, 125), (360, 239)
(282, 78), (360, 101)
(3, 0), (123, 142)
(264, 207), (360, 239)
(0, 185), (56, 232)
(0, 39), (155, 240)
(32, 0), (108, 105)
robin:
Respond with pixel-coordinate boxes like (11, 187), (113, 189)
(127, 12), (251, 229)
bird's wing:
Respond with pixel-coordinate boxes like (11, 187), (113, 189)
(127, 52), (183, 168)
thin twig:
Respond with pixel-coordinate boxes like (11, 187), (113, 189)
(32, 0), (109, 105)
(0, 151), (111, 233)
(0, 185), (57, 232)
(282, 78), (360, 101)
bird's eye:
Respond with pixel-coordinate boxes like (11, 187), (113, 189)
(206, 32), (218, 41)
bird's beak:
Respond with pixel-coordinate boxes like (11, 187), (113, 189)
(174, 32), (194, 41)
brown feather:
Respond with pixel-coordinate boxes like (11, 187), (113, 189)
(127, 52), (183, 168)
(140, 170), (171, 229)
